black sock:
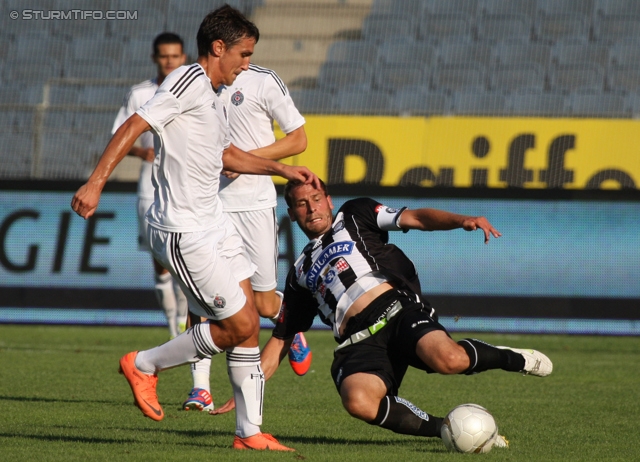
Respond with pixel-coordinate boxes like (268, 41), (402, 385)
(370, 395), (443, 438)
(458, 338), (525, 374)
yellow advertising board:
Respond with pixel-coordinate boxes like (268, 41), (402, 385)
(275, 116), (640, 189)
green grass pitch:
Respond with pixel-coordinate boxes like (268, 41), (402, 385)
(1, 325), (639, 461)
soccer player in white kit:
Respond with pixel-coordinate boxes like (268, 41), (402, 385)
(71, 5), (319, 451)
(183, 63), (312, 412)
(112, 32), (188, 340)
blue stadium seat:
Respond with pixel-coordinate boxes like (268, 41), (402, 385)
(569, 91), (629, 118)
(391, 86), (452, 116)
(0, 133), (33, 178)
(49, 86), (81, 105)
(67, 39), (124, 66)
(593, 17), (640, 43)
(534, 16), (591, 44)
(109, 8), (166, 40)
(334, 88), (391, 115)
(3, 59), (62, 83)
(508, 90), (570, 117)
(290, 89), (336, 114)
(40, 132), (95, 179)
(492, 41), (552, 68)
(0, 111), (33, 133)
(10, 37), (69, 62)
(371, 0), (425, 17)
(374, 63), (427, 92)
(377, 40), (437, 67)
(595, 0), (640, 17)
(551, 42), (609, 67)
(317, 62), (373, 91)
(489, 64), (546, 93)
(479, 0), (537, 18)
(438, 41), (493, 69)
(418, 14), (474, 43)
(362, 15), (417, 42)
(326, 40), (379, 64)
(549, 64), (605, 93)
(80, 85), (130, 107)
(537, 0), (595, 18)
(424, 0), (479, 17)
(431, 64), (487, 93)
(609, 41), (640, 68)
(606, 66), (640, 92)
(477, 14), (533, 42)
(452, 91), (508, 116)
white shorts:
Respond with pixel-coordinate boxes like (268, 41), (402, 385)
(146, 220), (256, 321)
(137, 196), (154, 252)
(224, 208), (278, 292)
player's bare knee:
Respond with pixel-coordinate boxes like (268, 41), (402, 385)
(431, 347), (470, 374)
(341, 391), (378, 422)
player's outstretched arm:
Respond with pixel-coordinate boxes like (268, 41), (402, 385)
(209, 335), (292, 416)
(222, 143), (320, 188)
(71, 114), (151, 219)
(249, 126), (307, 161)
(398, 208), (502, 244)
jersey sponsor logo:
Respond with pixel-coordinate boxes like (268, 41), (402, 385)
(333, 220), (345, 232)
(306, 241), (354, 290)
(411, 319), (432, 328)
(231, 90), (244, 106)
(335, 258), (350, 273)
(386, 207), (399, 213)
(213, 295), (226, 308)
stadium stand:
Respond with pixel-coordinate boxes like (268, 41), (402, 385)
(4, 0), (640, 181)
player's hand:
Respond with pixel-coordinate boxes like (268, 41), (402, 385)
(71, 183), (101, 219)
(142, 147), (154, 162)
(209, 397), (235, 415)
(221, 169), (240, 179)
(282, 165), (321, 189)
(461, 217), (502, 244)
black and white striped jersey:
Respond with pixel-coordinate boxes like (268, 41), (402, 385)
(274, 197), (421, 340)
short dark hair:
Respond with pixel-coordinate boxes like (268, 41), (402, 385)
(283, 179), (329, 208)
(152, 32), (184, 56)
(196, 4), (259, 57)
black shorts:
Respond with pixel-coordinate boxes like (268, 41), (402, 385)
(330, 289), (448, 396)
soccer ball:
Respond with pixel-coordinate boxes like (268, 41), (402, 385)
(441, 404), (498, 454)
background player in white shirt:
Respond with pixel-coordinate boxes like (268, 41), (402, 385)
(71, 5), (319, 451)
(183, 64), (312, 412)
(112, 32), (188, 340)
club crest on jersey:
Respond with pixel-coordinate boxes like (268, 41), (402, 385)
(324, 269), (336, 284)
(231, 90), (244, 106)
(335, 258), (350, 273)
(306, 242), (354, 290)
(213, 295), (226, 308)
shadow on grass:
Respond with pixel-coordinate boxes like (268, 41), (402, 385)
(0, 394), (120, 405)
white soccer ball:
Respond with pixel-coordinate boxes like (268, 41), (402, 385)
(441, 404), (498, 454)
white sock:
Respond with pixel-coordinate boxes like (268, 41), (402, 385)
(135, 322), (222, 374)
(154, 272), (178, 338)
(227, 346), (263, 438)
(191, 356), (211, 391)
(173, 277), (189, 331)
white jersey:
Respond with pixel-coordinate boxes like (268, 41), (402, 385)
(218, 64), (305, 211)
(112, 78), (158, 200)
(136, 63), (230, 232)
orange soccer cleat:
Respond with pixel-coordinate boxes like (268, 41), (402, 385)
(118, 351), (164, 421)
(233, 432), (295, 451)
